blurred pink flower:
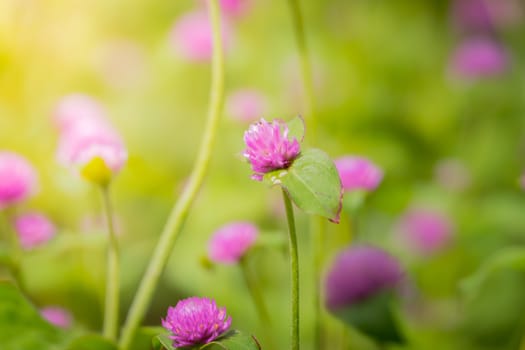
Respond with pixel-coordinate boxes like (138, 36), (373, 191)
(451, 0), (493, 32)
(0, 152), (38, 209)
(15, 212), (56, 250)
(169, 10), (232, 62)
(398, 209), (453, 255)
(208, 222), (259, 264)
(334, 156), (383, 192)
(220, 0), (251, 17)
(226, 89), (268, 123)
(449, 37), (509, 79)
(40, 307), (72, 328)
(243, 119), (301, 181)
(54, 94), (127, 181)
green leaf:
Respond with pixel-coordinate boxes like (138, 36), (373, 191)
(333, 291), (404, 344)
(286, 116), (305, 142)
(153, 334), (176, 350)
(200, 330), (261, 350)
(66, 334), (118, 350)
(265, 148), (342, 222)
(130, 327), (166, 350)
(0, 282), (69, 350)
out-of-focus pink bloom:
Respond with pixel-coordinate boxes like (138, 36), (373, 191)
(324, 245), (403, 312)
(169, 10), (232, 62)
(334, 156), (383, 192)
(220, 0), (251, 17)
(434, 158), (471, 191)
(54, 94), (127, 182)
(208, 222), (258, 264)
(53, 94), (109, 133)
(40, 307), (73, 328)
(0, 152), (38, 209)
(451, 0), (493, 32)
(398, 209), (454, 255)
(243, 119), (301, 181)
(226, 89), (268, 123)
(15, 212), (56, 250)
(162, 297), (231, 348)
(450, 37), (509, 79)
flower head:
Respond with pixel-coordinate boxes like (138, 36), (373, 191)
(162, 297), (232, 348)
(54, 94), (127, 185)
(243, 118), (301, 181)
(449, 37), (509, 79)
(40, 307), (73, 328)
(15, 212), (56, 250)
(0, 152), (38, 208)
(226, 89), (268, 123)
(397, 208), (453, 255)
(208, 222), (259, 264)
(334, 156), (383, 192)
(324, 245), (403, 312)
(169, 10), (232, 62)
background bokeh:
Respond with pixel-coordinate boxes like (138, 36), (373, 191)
(2, 0), (525, 349)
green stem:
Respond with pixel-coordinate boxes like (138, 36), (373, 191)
(118, 1), (225, 348)
(239, 258), (270, 324)
(287, 0), (317, 141)
(2, 211), (25, 292)
(282, 189), (300, 350)
(101, 186), (119, 341)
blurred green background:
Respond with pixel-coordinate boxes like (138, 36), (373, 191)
(2, 0), (525, 349)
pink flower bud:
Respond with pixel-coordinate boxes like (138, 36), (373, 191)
(449, 37), (509, 79)
(15, 212), (56, 250)
(226, 89), (268, 123)
(40, 307), (73, 328)
(334, 156), (383, 192)
(208, 222), (259, 264)
(0, 152), (38, 208)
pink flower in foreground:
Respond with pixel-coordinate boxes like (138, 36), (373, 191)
(334, 156), (383, 192)
(169, 10), (232, 62)
(398, 209), (453, 255)
(208, 222), (259, 264)
(450, 37), (509, 79)
(243, 119), (301, 181)
(40, 307), (72, 328)
(162, 297), (231, 347)
(226, 89), (268, 123)
(0, 152), (38, 208)
(15, 212), (56, 250)
(54, 94), (127, 184)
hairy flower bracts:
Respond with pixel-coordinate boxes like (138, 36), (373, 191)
(243, 119), (301, 181)
(162, 297), (232, 348)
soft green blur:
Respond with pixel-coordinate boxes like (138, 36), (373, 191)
(2, 0), (525, 349)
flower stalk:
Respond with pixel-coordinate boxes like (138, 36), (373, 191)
(239, 257), (270, 324)
(118, 0), (225, 348)
(101, 185), (119, 341)
(282, 188), (300, 350)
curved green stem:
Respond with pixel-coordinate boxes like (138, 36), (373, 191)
(282, 189), (300, 350)
(118, 1), (225, 348)
(287, 0), (317, 141)
(101, 185), (119, 341)
(239, 258), (270, 324)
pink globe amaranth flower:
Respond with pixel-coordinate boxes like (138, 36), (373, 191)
(53, 94), (109, 133)
(226, 89), (268, 123)
(0, 152), (38, 209)
(40, 307), (73, 328)
(398, 209), (453, 255)
(334, 156), (383, 192)
(325, 245), (403, 312)
(15, 212), (56, 250)
(208, 222), (259, 264)
(449, 37), (509, 79)
(243, 118), (301, 181)
(162, 297), (232, 348)
(169, 10), (232, 62)
(54, 95), (127, 181)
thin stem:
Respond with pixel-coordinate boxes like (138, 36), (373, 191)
(101, 185), (119, 341)
(287, 0), (317, 141)
(118, 1), (225, 348)
(2, 211), (25, 292)
(239, 258), (270, 324)
(282, 189), (300, 350)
